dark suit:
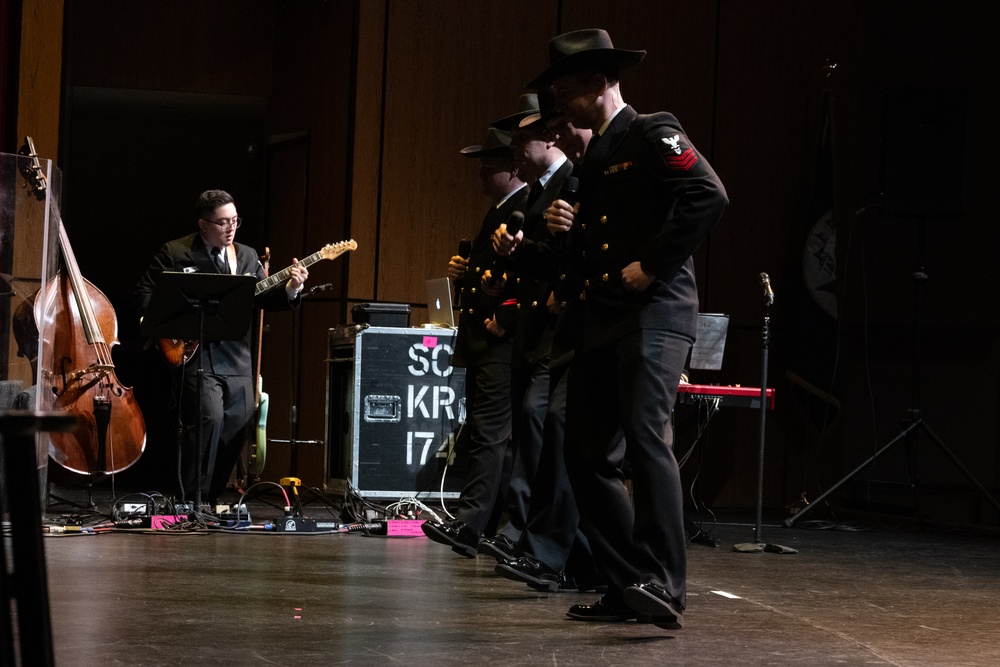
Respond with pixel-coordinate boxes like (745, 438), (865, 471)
(134, 232), (296, 502)
(564, 106), (728, 609)
(452, 186), (527, 535)
(494, 159), (573, 544)
(503, 161), (596, 577)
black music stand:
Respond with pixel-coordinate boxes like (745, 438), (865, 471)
(140, 271), (256, 509)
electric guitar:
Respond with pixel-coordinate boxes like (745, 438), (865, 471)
(156, 239), (357, 366)
(248, 247), (270, 479)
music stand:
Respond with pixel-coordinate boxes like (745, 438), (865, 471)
(140, 271), (256, 509)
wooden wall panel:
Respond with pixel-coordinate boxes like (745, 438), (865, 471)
(373, 0), (558, 316)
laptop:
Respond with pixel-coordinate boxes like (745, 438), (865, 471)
(425, 277), (456, 328)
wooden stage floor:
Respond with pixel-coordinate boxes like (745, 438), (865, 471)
(31, 486), (1000, 667)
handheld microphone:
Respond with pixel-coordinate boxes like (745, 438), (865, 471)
(456, 239), (472, 302)
(560, 175), (579, 206)
(759, 272), (774, 306)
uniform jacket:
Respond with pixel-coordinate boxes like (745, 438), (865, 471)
(453, 186), (528, 368)
(571, 105), (728, 350)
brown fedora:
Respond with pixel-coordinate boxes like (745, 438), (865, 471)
(527, 28), (645, 89)
(460, 127), (514, 158)
(491, 93), (540, 131)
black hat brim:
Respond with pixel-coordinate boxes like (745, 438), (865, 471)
(527, 48), (645, 89)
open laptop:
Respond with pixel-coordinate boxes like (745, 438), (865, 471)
(425, 277), (455, 328)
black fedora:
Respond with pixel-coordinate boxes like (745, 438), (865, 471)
(527, 28), (645, 89)
(460, 127), (514, 158)
(491, 93), (540, 131)
(518, 87), (559, 131)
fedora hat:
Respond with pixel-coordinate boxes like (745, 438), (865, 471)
(527, 28), (645, 89)
(518, 87), (559, 131)
(460, 127), (514, 158)
(491, 93), (540, 131)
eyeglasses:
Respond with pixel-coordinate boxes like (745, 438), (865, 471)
(202, 216), (242, 229)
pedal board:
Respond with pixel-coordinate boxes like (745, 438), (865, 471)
(270, 516), (341, 532)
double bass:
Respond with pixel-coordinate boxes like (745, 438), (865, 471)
(17, 137), (146, 476)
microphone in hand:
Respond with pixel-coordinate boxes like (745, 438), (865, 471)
(484, 211), (524, 295)
(759, 272), (774, 306)
(455, 239), (472, 302)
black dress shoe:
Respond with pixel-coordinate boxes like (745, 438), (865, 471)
(495, 556), (561, 591)
(622, 582), (684, 629)
(566, 597), (638, 622)
(555, 572), (609, 594)
(478, 534), (519, 561)
(421, 519), (478, 558)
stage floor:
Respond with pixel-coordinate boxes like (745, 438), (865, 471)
(33, 488), (1000, 667)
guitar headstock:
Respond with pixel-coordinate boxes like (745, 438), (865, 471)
(320, 239), (358, 260)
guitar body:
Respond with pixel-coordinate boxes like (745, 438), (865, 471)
(157, 338), (199, 366)
(250, 389), (269, 477)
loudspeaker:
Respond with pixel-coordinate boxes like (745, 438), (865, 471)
(879, 87), (967, 219)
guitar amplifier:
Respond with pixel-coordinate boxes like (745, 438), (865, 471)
(325, 325), (467, 499)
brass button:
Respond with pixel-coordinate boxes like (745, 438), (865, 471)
(516, 277), (521, 284)
(559, 273), (566, 281)
(560, 301), (567, 308)
(474, 266), (481, 273)
(602, 273), (609, 281)
(516, 303), (522, 309)
(584, 280), (590, 287)
(471, 288), (477, 294)
(581, 223), (587, 230)
(602, 243), (609, 251)
(468, 308), (474, 315)
(600, 215), (608, 224)
(531, 300), (538, 308)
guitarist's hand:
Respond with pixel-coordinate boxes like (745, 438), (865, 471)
(287, 258), (309, 293)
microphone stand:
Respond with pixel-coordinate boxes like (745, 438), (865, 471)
(734, 274), (797, 554)
(270, 283), (329, 482)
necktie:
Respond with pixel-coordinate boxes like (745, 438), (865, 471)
(526, 180), (544, 209)
(213, 247), (229, 274)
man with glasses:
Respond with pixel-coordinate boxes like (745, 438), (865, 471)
(135, 189), (309, 509)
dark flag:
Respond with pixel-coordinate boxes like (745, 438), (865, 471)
(784, 85), (840, 429)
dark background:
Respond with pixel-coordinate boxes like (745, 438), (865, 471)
(5, 0), (999, 526)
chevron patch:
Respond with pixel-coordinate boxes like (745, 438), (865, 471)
(665, 147), (698, 171)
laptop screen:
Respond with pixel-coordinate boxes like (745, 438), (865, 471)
(425, 277), (455, 328)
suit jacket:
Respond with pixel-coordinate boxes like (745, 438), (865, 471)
(506, 159), (575, 367)
(571, 105), (728, 351)
(452, 186), (528, 368)
(134, 232), (297, 375)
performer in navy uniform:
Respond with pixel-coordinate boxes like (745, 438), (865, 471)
(491, 97), (604, 591)
(422, 128), (528, 557)
(134, 189), (308, 507)
(531, 29), (728, 628)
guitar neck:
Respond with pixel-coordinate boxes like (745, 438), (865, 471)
(254, 249), (326, 296)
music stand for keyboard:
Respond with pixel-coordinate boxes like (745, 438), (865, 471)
(140, 271), (256, 510)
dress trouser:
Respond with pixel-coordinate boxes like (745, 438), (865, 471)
(564, 328), (691, 607)
(182, 368), (253, 503)
(455, 355), (513, 535)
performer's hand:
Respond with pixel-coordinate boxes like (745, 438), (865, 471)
(621, 261), (654, 292)
(481, 269), (506, 296)
(448, 255), (468, 280)
(287, 258), (308, 290)
(545, 199), (578, 235)
(493, 223), (523, 257)
(485, 315), (505, 337)
(546, 291), (560, 315)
